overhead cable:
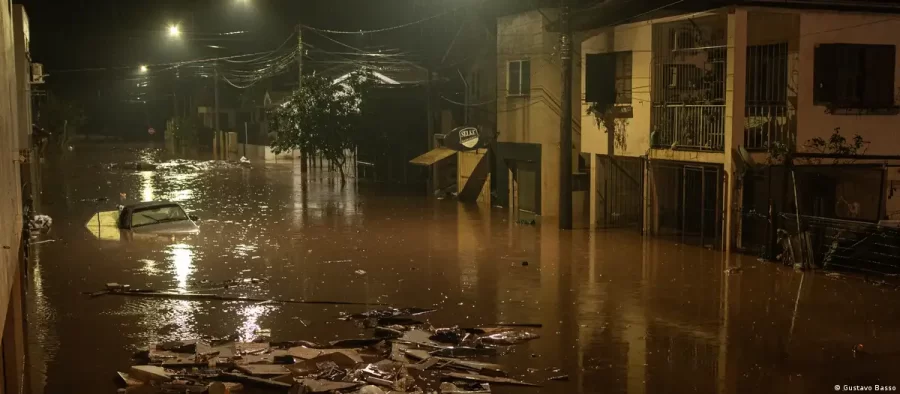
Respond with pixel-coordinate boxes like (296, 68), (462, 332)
(299, 8), (460, 35)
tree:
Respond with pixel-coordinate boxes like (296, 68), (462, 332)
(268, 71), (373, 185)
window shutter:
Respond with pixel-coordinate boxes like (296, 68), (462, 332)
(508, 61), (521, 95)
(813, 44), (837, 105)
(521, 60), (531, 95)
(864, 45), (895, 108)
(585, 53), (616, 104)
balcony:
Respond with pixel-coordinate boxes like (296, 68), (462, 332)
(651, 104), (726, 151)
(744, 104), (794, 151)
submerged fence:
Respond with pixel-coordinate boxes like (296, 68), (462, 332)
(781, 213), (900, 276)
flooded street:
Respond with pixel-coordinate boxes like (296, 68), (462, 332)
(27, 144), (900, 394)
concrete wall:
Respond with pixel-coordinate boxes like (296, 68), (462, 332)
(497, 9), (582, 217)
(12, 6), (29, 150)
(580, 23), (653, 158)
(0, 2), (26, 392)
(794, 11), (900, 155)
(236, 143), (298, 161)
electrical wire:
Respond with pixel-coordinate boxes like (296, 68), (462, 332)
(224, 32), (297, 64)
(302, 26), (427, 71)
(50, 50), (289, 73)
(440, 95), (497, 107)
(300, 8), (460, 35)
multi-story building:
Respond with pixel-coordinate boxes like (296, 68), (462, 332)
(580, 4), (900, 251)
(491, 8), (584, 221)
(0, 3), (31, 393)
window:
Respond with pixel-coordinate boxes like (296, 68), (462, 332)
(507, 60), (531, 96)
(814, 44), (896, 109)
(746, 43), (788, 104)
(585, 52), (632, 105)
(615, 52), (633, 104)
(131, 205), (189, 228)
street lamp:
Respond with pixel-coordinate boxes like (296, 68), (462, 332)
(168, 24), (181, 38)
(139, 65), (148, 73)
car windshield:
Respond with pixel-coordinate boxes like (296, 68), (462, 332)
(131, 205), (189, 227)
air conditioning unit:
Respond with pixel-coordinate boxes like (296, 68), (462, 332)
(31, 62), (45, 84)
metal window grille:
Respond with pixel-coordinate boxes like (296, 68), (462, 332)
(650, 15), (727, 151)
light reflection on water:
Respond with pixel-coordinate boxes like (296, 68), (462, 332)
(26, 145), (900, 394)
(236, 303), (275, 343)
(168, 243), (194, 292)
(140, 171), (154, 202)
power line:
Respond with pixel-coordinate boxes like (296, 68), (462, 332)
(302, 25), (427, 71)
(224, 32), (297, 64)
(441, 95), (497, 107)
(300, 8), (460, 35)
(50, 50), (287, 73)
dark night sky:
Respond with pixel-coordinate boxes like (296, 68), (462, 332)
(21, 1), (466, 73)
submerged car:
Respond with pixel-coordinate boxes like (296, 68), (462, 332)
(118, 201), (200, 235)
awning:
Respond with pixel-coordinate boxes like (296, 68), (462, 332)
(409, 147), (457, 166)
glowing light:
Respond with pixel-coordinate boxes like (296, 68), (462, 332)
(168, 24), (181, 38)
(139, 65), (148, 73)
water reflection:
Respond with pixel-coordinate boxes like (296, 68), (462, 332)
(168, 243), (194, 291)
(236, 303), (275, 343)
(139, 171), (154, 202)
(27, 145), (900, 394)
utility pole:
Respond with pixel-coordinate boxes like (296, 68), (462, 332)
(558, 0), (573, 230)
(214, 62), (221, 159)
(298, 25), (308, 173)
(426, 68), (437, 194)
(457, 69), (469, 125)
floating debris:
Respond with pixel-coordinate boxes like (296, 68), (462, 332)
(86, 285), (382, 306)
(340, 307), (436, 321)
(724, 267), (743, 275)
(116, 309), (541, 393)
(29, 215), (52, 233)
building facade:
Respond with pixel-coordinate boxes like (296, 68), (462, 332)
(492, 9), (584, 221)
(0, 3), (30, 393)
(581, 6), (900, 251)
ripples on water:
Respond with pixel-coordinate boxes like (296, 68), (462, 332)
(25, 145), (900, 394)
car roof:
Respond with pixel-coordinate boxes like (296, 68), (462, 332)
(124, 201), (181, 210)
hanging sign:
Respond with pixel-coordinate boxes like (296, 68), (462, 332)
(443, 126), (495, 152)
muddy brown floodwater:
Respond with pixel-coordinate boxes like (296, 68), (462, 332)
(25, 144), (900, 394)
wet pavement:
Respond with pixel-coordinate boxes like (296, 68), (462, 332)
(26, 144), (900, 394)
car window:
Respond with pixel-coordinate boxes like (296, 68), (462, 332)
(131, 205), (189, 227)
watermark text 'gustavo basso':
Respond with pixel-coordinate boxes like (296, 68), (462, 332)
(835, 385), (897, 391)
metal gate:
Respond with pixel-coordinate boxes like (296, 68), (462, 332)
(649, 161), (722, 248)
(595, 155), (644, 231)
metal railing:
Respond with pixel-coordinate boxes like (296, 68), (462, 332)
(744, 104), (794, 151)
(651, 104), (725, 151)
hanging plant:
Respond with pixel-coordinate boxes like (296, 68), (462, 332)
(587, 102), (629, 152)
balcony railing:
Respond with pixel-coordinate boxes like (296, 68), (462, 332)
(651, 104), (725, 151)
(744, 104), (795, 151)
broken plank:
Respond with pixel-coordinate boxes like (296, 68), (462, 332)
(116, 371), (144, 387)
(444, 372), (539, 387)
(219, 372), (293, 389)
(129, 365), (172, 383)
(299, 379), (362, 393)
(287, 347), (363, 364)
(235, 364), (290, 377)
